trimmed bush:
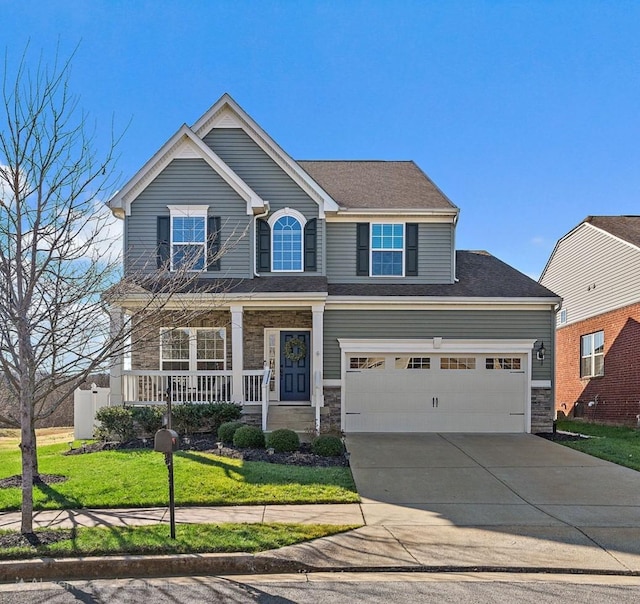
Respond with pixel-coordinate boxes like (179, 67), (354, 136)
(217, 421), (244, 444)
(131, 406), (165, 436)
(95, 406), (134, 442)
(233, 425), (265, 449)
(201, 402), (242, 433)
(171, 403), (205, 435)
(266, 429), (300, 453)
(311, 434), (344, 457)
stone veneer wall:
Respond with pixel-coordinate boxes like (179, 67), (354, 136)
(131, 310), (232, 370)
(320, 386), (342, 433)
(531, 387), (553, 433)
(242, 310), (312, 369)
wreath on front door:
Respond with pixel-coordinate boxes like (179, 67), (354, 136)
(284, 337), (307, 362)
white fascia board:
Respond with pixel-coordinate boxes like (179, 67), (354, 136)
(338, 338), (537, 354)
(107, 125), (265, 217)
(328, 209), (459, 223)
(191, 94), (340, 218)
(327, 296), (562, 310)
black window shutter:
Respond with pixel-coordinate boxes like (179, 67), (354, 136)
(304, 218), (317, 271)
(207, 216), (221, 271)
(406, 223), (419, 276)
(257, 219), (271, 272)
(157, 216), (170, 269)
(356, 223), (369, 276)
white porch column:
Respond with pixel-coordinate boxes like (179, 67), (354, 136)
(230, 304), (244, 403)
(312, 303), (325, 408)
(109, 306), (123, 406)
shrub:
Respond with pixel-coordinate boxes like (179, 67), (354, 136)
(233, 425), (265, 449)
(218, 421), (244, 444)
(266, 429), (300, 453)
(95, 406), (134, 442)
(131, 406), (165, 436)
(171, 403), (204, 435)
(311, 434), (344, 457)
(201, 402), (242, 433)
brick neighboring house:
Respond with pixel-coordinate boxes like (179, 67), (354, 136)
(540, 216), (640, 424)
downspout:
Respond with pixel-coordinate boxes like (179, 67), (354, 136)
(253, 202), (270, 277)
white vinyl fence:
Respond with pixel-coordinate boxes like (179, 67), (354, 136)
(74, 386), (111, 440)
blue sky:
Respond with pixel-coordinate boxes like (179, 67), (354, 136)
(2, 0), (640, 278)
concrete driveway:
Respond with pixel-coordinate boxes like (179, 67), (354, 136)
(345, 433), (640, 528)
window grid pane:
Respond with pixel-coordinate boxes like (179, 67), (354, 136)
(172, 216), (206, 270)
(371, 223), (404, 276)
(441, 357), (476, 370)
(581, 331), (604, 377)
(273, 216), (302, 271)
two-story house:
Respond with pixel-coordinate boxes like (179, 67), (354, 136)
(540, 216), (640, 424)
(107, 93), (560, 434)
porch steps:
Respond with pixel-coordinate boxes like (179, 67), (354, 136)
(266, 405), (315, 436)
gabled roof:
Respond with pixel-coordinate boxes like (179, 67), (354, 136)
(584, 215), (640, 248)
(191, 94), (340, 217)
(108, 125), (265, 217)
(298, 161), (458, 213)
(539, 215), (640, 281)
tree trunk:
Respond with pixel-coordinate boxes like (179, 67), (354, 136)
(20, 393), (34, 535)
(30, 423), (39, 477)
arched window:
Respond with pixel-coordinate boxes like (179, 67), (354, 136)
(269, 209), (306, 272)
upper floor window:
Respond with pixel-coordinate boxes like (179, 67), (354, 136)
(559, 309), (567, 325)
(268, 208), (307, 272)
(371, 223), (404, 276)
(581, 330), (604, 378)
(168, 206), (208, 271)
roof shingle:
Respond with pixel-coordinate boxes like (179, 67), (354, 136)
(585, 216), (640, 248)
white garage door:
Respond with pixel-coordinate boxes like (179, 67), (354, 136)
(344, 354), (527, 433)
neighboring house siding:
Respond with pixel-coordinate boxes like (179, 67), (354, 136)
(541, 224), (640, 326)
(323, 309), (555, 380)
(556, 301), (640, 424)
(125, 159), (251, 277)
(325, 222), (454, 283)
(203, 128), (324, 275)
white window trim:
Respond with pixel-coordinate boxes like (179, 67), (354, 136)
(580, 330), (604, 378)
(160, 327), (227, 371)
(268, 207), (307, 273)
(370, 222), (405, 277)
(167, 205), (209, 272)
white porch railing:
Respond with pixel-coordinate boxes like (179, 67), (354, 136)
(122, 370), (263, 405)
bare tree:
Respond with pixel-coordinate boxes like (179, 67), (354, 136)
(0, 47), (244, 535)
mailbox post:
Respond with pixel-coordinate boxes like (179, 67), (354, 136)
(154, 428), (179, 539)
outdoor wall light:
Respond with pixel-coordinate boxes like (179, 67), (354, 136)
(536, 341), (546, 364)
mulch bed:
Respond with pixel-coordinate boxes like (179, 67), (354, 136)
(65, 434), (349, 467)
(0, 529), (73, 549)
(0, 473), (68, 489)
(537, 432), (590, 442)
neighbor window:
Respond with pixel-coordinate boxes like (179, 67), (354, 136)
(169, 206), (207, 271)
(371, 223), (404, 276)
(581, 331), (604, 378)
(160, 328), (226, 371)
(559, 309), (567, 325)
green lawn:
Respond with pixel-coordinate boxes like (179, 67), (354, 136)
(556, 419), (640, 471)
(0, 523), (356, 560)
(0, 443), (358, 511)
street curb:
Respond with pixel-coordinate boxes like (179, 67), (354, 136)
(2, 554), (640, 583)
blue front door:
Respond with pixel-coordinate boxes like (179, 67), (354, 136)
(280, 331), (311, 401)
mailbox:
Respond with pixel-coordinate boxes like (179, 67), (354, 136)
(154, 428), (179, 453)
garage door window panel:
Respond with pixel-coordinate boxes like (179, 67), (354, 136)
(349, 357), (385, 369)
(395, 356), (430, 369)
(581, 331), (604, 378)
(486, 358), (521, 370)
(441, 357), (476, 370)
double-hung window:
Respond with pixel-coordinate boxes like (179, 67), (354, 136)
(581, 331), (604, 378)
(160, 328), (226, 371)
(169, 206), (207, 271)
(371, 223), (404, 276)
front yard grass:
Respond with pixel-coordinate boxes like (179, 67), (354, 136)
(555, 419), (640, 471)
(0, 443), (358, 511)
(0, 523), (356, 560)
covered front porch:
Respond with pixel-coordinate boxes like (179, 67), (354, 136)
(110, 299), (326, 432)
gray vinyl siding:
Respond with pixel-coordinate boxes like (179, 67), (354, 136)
(323, 309), (555, 381)
(540, 224), (640, 326)
(203, 128), (323, 275)
(326, 222), (454, 283)
(125, 159), (251, 277)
